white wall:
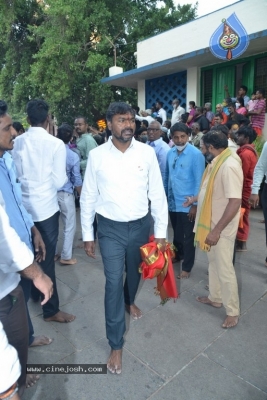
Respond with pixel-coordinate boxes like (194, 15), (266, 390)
(137, 0), (267, 68)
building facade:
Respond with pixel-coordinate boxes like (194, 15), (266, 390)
(101, 0), (267, 135)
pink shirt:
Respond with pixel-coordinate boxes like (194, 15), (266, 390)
(236, 107), (247, 115)
(251, 99), (266, 129)
(187, 108), (196, 127)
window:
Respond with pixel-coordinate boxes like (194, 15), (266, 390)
(254, 57), (267, 93)
(203, 69), (213, 105)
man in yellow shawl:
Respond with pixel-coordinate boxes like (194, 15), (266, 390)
(185, 131), (243, 329)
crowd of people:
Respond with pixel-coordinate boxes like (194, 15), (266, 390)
(0, 84), (266, 397)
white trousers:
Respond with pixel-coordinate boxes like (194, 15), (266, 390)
(57, 191), (76, 260)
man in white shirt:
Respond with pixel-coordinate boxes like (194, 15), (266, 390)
(12, 99), (75, 324)
(171, 99), (185, 126)
(80, 102), (168, 375)
(155, 101), (167, 124)
(135, 109), (155, 124)
(0, 197), (53, 395)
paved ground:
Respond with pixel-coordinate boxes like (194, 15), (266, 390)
(24, 209), (267, 400)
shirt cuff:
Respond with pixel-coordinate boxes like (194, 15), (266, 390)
(154, 226), (168, 239)
(82, 230), (95, 242)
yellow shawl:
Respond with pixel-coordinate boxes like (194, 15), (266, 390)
(194, 147), (232, 251)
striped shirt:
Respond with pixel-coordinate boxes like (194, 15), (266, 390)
(251, 99), (266, 129)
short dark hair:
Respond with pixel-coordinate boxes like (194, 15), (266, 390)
(240, 85), (248, 93)
(214, 112), (224, 120)
(26, 99), (49, 125)
(156, 116), (163, 124)
(13, 121), (25, 133)
(196, 106), (204, 113)
(156, 101), (163, 107)
(228, 102), (236, 109)
(237, 126), (257, 144)
(74, 116), (88, 124)
(180, 112), (189, 124)
(256, 88), (265, 97)
(189, 101), (195, 108)
(170, 122), (189, 135)
(106, 102), (135, 122)
(57, 123), (73, 144)
(141, 120), (149, 128)
(0, 100), (8, 117)
(202, 131), (228, 149)
(164, 120), (171, 129)
(237, 97), (244, 107)
(211, 124), (229, 137)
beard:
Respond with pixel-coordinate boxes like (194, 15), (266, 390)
(113, 128), (134, 143)
(204, 152), (214, 163)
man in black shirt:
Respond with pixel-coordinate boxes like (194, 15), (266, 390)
(194, 107), (210, 133)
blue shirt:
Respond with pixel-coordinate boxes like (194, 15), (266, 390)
(0, 152), (34, 250)
(164, 143), (205, 212)
(147, 138), (170, 182)
(58, 144), (82, 194)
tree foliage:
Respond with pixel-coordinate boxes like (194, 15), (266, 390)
(0, 0), (197, 124)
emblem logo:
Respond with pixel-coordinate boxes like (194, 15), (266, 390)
(209, 13), (249, 60)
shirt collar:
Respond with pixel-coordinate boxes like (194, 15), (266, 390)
(148, 137), (162, 147)
(27, 126), (49, 134)
(108, 136), (135, 152)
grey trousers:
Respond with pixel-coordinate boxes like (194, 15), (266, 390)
(97, 213), (150, 350)
(57, 191), (76, 260)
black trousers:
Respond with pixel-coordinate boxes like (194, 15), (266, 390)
(97, 213), (150, 350)
(31, 212), (60, 319)
(169, 211), (195, 273)
(0, 285), (28, 395)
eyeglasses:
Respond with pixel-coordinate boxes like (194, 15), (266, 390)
(147, 128), (160, 132)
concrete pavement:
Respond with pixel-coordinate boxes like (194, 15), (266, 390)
(24, 208), (267, 400)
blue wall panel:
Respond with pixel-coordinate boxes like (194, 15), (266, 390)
(145, 71), (187, 119)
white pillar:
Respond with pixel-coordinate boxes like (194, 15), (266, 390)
(186, 67), (200, 108)
(137, 80), (146, 111)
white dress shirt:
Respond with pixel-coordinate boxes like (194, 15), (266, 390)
(157, 108), (167, 124)
(12, 127), (67, 221)
(251, 141), (267, 194)
(0, 192), (34, 300)
(80, 137), (168, 241)
(135, 115), (155, 124)
(0, 321), (21, 393)
(171, 106), (185, 126)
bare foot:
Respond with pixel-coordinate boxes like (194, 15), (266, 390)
(26, 374), (40, 388)
(177, 271), (190, 279)
(54, 254), (60, 262)
(44, 311), (76, 323)
(196, 296), (222, 308)
(222, 315), (239, 329)
(60, 258), (77, 265)
(107, 349), (122, 374)
(30, 335), (53, 347)
(125, 304), (143, 320)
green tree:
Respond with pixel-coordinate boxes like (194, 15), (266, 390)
(0, 0), (197, 124)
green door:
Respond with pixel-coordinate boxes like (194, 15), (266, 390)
(242, 60), (254, 96)
(213, 65), (235, 110)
